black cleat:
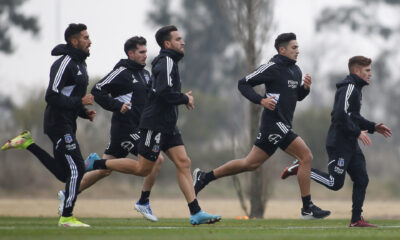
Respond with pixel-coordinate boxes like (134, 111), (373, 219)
(301, 203), (331, 220)
(192, 168), (208, 195)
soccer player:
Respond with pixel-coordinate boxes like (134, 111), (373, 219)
(85, 25), (221, 225)
(281, 56), (392, 227)
(1, 23), (95, 227)
(57, 36), (163, 222)
(193, 33), (331, 219)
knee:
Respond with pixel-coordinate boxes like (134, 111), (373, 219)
(331, 180), (344, 191)
(175, 156), (191, 170)
(356, 176), (369, 189)
(138, 166), (153, 177)
(299, 151), (313, 166)
(156, 154), (164, 166)
(245, 160), (262, 171)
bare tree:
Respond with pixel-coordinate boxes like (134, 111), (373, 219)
(218, 0), (274, 218)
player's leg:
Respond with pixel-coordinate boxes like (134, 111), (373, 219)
(193, 146), (270, 195)
(1, 130), (67, 182)
(165, 144), (221, 225)
(310, 146), (349, 191)
(55, 133), (89, 227)
(347, 148), (375, 227)
(284, 136), (330, 219)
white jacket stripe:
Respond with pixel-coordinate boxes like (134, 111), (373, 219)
(245, 62), (275, 81)
(96, 67), (126, 90)
(166, 57), (173, 87)
(344, 84), (354, 113)
(52, 56), (71, 93)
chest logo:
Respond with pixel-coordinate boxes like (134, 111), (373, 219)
(288, 80), (298, 89)
(77, 66), (82, 76)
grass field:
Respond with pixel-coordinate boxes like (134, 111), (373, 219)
(1, 217), (399, 240)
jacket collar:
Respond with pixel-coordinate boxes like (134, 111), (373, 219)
(51, 44), (89, 62)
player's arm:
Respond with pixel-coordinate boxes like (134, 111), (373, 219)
(91, 68), (127, 113)
(154, 57), (189, 105)
(45, 60), (87, 111)
(238, 63), (275, 105)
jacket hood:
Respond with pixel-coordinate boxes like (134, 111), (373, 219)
(270, 54), (296, 66)
(336, 74), (368, 89)
(51, 44), (89, 62)
(114, 59), (145, 71)
(152, 49), (184, 66)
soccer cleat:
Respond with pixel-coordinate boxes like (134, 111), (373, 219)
(58, 216), (90, 227)
(193, 168), (208, 195)
(301, 203), (331, 220)
(190, 210), (222, 225)
(85, 153), (100, 171)
(349, 217), (377, 227)
(1, 130), (34, 151)
(281, 159), (299, 179)
(57, 190), (65, 216)
(134, 201), (158, 222)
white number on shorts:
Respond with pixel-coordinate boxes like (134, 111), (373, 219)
(154, 133), (161, 144)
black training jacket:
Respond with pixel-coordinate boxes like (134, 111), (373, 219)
(91, 59), (151, 130)
(44, 44), (89, 135)
(238, 54), (309, 129)
(139, 49), (189, 134)
(326, 74), (376, 147)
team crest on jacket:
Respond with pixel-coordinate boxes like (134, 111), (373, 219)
(288, 80), (298, 89)
(337, 158), (345, 167)
(64, 134), (73, 144)
(144, 74), (150, 83)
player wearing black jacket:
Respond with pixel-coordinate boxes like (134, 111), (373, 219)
(193, 33), (330, 219)
(75, 36), (163, 222)
(282, 56), (392, 227)
(1, 24), (95, 227)
(85, 25), (221, 225)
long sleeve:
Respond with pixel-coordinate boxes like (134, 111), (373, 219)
(238, 62), (276, 104)
(154, 57), (188, 105)
(333, 86), (361, 137)
(45, 56), (84, 111)
(91, 67), (126, 112)
(297, 84), (310, 101)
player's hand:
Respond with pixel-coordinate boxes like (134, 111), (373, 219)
(120, 103), (131, 114)
(375, 123), (392, 138)
(358, 130), (371, 146)
(260, 96), (276, 110)
(82, 94), (94, 105)
(303, 74), (312, 90)
(185, 90), (194, 110)
(86, 109), (96, 122)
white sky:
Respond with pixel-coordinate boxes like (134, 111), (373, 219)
(0, 0), (382, 105)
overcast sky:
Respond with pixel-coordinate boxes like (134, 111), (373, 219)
(0, 0), (375, 105)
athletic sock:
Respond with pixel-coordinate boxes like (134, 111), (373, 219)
(302, 195), (312, 209)
(188, 199), (201, 215)
(138, 191), (150, 204)
(204, 171), (216, 184)
(351, 210), (362, 222)
(93, 159), (107, 170)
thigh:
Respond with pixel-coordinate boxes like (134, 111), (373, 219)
(51, 132), (85, 173)
(284, 136), (311, 160)
(138, 129), (162, 162)
(164, 145), (188, 164)
(326, 146), (352, 177)
(347, 149), (368, 182)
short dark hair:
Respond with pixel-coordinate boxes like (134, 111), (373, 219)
(124, 36), (147, 56)
(155, 25), (178, 48)
(348, 56), (372, 73)
(274, 32), (296, 52)
(64, 23), (87, 44)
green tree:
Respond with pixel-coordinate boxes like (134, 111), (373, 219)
(0, 0), (39, 54)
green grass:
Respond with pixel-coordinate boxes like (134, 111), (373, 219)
(0, 217), (399, 240)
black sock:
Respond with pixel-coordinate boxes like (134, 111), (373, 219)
(205, 171), (216, 184)
(351, 210), (362, 222)
(302, 195), (312, 209)
(188, 199), (201, 215)
(93, 159), (107, 169)
(138, 191), (150, 204)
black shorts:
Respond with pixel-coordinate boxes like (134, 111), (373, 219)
(254, 121), (298, 156)
(138, 128), (184, 161)
(104, 127), (141, 158)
